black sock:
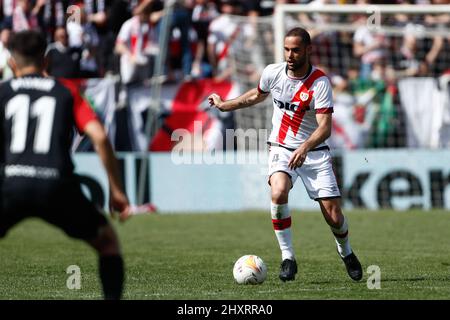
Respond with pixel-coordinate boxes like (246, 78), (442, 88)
(99, 255), (124, 300)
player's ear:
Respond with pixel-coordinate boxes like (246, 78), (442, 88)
(305, 44), (312, 55)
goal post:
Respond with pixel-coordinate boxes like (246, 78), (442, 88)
(227, 4), (450, 152)
(274, 4), (450, 63)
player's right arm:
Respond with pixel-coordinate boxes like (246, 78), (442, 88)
(83, 121), (130, 222)
(61, 79), (131, 222)
(208, 88), (269, 112)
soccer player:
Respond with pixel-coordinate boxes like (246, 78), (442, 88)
(208, 27), (363, 282)
(0, 31), (130, 299)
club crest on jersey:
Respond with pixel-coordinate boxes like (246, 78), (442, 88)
(300, 92), (309, 102)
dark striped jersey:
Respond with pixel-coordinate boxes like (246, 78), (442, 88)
(0, 74), (98, 182)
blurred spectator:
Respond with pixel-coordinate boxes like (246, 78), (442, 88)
(12, 0), (40, 32)
(146, 0), (194, 81)
(422, 0), (450, 76)
(296, 0), (346, 74)
(72, 0), (110, 76)
(207, 0), (240, 81)
(0, 26), (13, 80)
(329, 75), (365, 149)
(105, 0), (132, 74)
(33, 0), (67, 42)
(352, 7), (388, 80)
(347, 61), (400, 148)
(81, 0), (107, 26)
(108, 0), (132, 36)
(191, 0), (218, 78)
(169, 0), (194, 80)
(1, 0), (14, 29)
(115, 0), (158, 85)
(67, 5), (101, 77)
(395, 23), (428, 77)
(46, 26), (82, 78)
(298, 0), (336, 40)
(237, 0), (261, 17)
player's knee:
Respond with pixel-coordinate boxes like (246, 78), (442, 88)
(271, 188), (289, 204)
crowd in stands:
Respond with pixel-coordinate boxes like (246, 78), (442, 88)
(0, 0), (448, 150)
(0, 0), (444, 83)
(0, 0), (447, 83)
(0, 0), (271, 82)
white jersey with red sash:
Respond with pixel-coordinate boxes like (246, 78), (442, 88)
(258, 63), (334, 150)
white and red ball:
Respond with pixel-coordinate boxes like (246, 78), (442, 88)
(233, 255), (267, 285)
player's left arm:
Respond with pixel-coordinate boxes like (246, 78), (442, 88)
(288, 113), (332, 169)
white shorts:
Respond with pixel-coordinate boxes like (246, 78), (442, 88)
(268, 146), (341, 200)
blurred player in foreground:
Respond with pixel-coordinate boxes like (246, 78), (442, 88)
(0, 31), (130, 299)
(208, 27), (362, 282)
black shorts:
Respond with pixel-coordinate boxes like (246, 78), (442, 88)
(0, 178), (108, 240)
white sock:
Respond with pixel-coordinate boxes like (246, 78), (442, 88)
(271, 202), (295, 261)
(330, 216), (352, 258)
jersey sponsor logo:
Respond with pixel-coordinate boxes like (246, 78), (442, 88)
(273, 98), (311, 112)
(4, 164), (60, 179)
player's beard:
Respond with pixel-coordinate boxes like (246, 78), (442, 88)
(287, 54), (309, 73)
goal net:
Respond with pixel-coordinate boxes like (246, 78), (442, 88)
(228, 4), (450, 151)
(227, 15), (275, 152)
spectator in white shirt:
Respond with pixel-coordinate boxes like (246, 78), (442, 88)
(115, 0), (157, 85)
(0, 26), (13, 80)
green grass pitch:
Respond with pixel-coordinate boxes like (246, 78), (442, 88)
(1, 210), (450, 299)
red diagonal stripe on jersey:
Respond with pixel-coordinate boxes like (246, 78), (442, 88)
(277, 69), (326, 144)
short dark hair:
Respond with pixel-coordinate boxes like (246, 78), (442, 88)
(8, 30), (47, 67)
(285, 27), (311, 46)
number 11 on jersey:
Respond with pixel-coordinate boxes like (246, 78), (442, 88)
(5, 94), (56, 154)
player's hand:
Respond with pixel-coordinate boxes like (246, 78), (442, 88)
(288, 146), (308, 170)
(109, 190), (131, 223)
(208, 93), (224, 111)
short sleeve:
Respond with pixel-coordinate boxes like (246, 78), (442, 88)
(207, 18), (219, 45)
(258, 65), (272, 94)
(116, 19), (131, 44)
(353, 27), (367, 44)
(59, 79), (98, 133)
(313, 77), (334, 114)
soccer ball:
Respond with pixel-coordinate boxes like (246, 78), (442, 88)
(233, 255), (267, 285)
